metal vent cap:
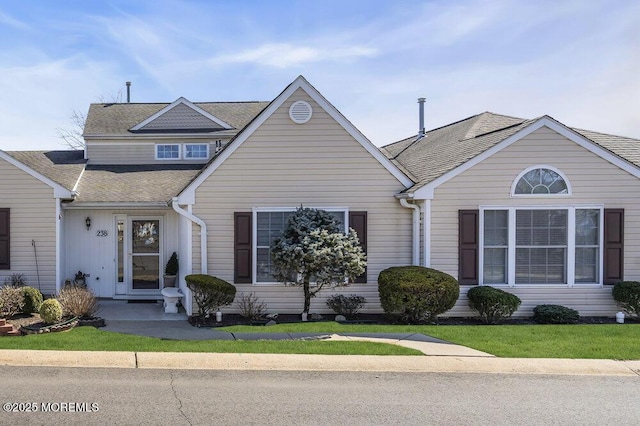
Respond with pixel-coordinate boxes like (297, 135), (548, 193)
(289, 100), (313, 124)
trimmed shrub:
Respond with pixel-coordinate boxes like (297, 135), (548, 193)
(378, 266), (459, 323)
(40, 299), (63, 324)
(612, 281), (640, 318)
(467, 286), (521, 324)
(57, 285), (98, 318)
(22, 286), (43, 315)
(165, 252), (179, 276)
(0, 285), (25, 318)
(185, 274), (236, 317)
(326, 294), (366, 317)
(236, 292), (268, 320)
(533, 304), (579, 324)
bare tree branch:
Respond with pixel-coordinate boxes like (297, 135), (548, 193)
(56, 110), (87, 150)
(57, 89), (126, 150)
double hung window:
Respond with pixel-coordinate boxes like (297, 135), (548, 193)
(254, 209), (346, 283)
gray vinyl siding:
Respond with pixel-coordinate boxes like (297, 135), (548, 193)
(191, 88), (412, 315)
(0, 157), (57, 295)
(86, 139), (229, 165)
(430, 126), (638, 316)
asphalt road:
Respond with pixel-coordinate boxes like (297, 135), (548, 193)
(0, 366), (638, 425)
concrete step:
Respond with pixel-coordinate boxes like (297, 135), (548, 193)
(0, 318), (6, 326)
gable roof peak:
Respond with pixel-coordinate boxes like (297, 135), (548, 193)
(129, 96), (234, 132)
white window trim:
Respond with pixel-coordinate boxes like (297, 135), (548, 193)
(251, 207), (349, 286)
(155, 144), (181, 160)
(183, 143), (210, 159)
(479, 205), (604, 288)
(511, 165), (572, 197)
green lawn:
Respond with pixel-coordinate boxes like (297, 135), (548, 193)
(0, 327), (419, 356)
(2, 322), (638, 360)
(221, 322), (640, 360)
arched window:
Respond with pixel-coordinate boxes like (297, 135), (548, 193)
(512, 166), (570, 196)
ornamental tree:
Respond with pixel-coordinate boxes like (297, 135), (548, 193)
(271, 207), (366, 314)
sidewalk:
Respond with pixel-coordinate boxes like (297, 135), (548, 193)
(0, 349), (639, 376)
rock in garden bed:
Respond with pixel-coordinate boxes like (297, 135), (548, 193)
(21, 317), (79, 335)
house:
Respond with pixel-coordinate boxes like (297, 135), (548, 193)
(0, 75), (637, 317)
(382, 111), (640, 316)
(0, 76), (413, 315)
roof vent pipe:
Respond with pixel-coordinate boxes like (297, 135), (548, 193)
(126, 81), (131, 103)
(418, 97), (426, 138)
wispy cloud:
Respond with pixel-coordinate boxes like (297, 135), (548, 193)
(0, 10), (29, 31)
(212, 43), (377, 68)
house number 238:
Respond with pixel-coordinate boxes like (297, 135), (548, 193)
(96, 230), (108, 237)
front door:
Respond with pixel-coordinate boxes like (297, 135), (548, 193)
(129, 217), (162, 293)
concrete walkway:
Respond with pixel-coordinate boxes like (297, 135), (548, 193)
(98, 300), (491, 357)
(102, 320), (490, 357)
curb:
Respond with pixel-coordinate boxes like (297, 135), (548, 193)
(1, 349), (639, 376)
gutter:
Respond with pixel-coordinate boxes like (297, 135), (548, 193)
(171, 197), (207, 274)
(62, 202), (170, 209)
(398, 197), (421, 266)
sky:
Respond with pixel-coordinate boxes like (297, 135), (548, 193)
(0, 0), (638, 151)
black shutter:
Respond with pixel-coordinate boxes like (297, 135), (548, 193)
(0, 209), (8, 270)
(604, 208), (624, 285)
(458, 210), (479, 285)
(349, 211), (367, 283)
(234, 212), (252, 283)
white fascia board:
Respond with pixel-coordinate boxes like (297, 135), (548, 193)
(178, 76), (414, 202)
(130, 97), (233, 131)
(0, 151), (74, 199)
(412, 116), (640, 200)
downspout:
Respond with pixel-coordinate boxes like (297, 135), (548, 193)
(171, 197), (207, 275)
(399, 198), (421, 266)
(55, 198), (62, 294)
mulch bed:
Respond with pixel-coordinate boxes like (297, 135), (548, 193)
(188, 313), (638, 327)
(21, 317), (79, 335)
(2, 314), (106, 336)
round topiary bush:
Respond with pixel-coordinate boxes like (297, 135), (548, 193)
(467, 286), (521, 324)
(22, 286), (43, 315)
(533, 304), (579, 324)
(39, 299), (63, 325)
(612, 281), (640, 318)
(185, 274), (236, 317)
(378, 266), (459, 323)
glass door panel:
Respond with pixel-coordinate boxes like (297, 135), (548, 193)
(130, 219), (161, 291)
(132, 255), (160, 289)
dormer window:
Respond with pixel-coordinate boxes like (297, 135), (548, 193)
(156, 144), (180, 160)
(512, 166), (570, 196)
(184, 144), (209, 159)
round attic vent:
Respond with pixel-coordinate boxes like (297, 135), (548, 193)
(289, 100), (312, 124)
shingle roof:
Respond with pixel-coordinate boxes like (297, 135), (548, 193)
(84, 101), (270, 136)
(383, 112), (640, 192)
(383, 112), (527, 188)
(5, 150), (86, 190)
(74, 164), (203, 203)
